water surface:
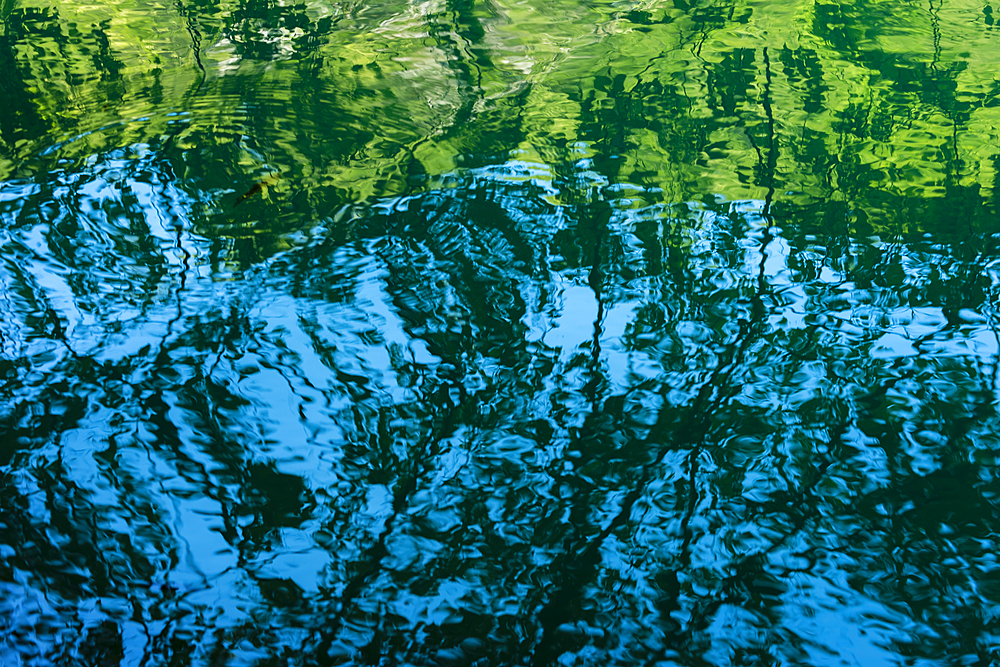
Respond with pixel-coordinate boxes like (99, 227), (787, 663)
(3, 0), (1000, 664)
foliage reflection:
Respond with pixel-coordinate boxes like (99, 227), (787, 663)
(3, 0), (1000, 665)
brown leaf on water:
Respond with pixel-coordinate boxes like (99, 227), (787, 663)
(233, 172), (280, 207)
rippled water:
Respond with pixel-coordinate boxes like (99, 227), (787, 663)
(4, 0), (1000, 664)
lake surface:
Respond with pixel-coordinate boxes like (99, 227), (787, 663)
(3, 0), (1000, 664)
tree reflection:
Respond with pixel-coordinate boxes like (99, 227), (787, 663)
(5, 0), (1000, 664)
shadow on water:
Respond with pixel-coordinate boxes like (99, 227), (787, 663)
(4, 0), (1000, 665)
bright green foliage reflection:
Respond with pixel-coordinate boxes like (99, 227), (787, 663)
(2, 0), (1000, 665)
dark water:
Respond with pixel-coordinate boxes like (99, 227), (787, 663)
(3, 0), (1000, 664)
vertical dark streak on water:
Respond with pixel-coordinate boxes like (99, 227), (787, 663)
(175, 0), (207, 97)
(952, 118), (961, 184)
(759, 46), (777, 278)
(929, 0), (942, 71)
(149, 136), (190, 354)
(588, 186), (606, 404)
(759, 50), (777, 195)
(449, 0), (484, 91)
